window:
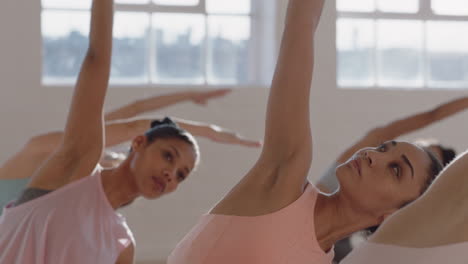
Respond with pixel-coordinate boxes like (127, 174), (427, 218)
(41, 0), (274, 86)
(337, 0), (468, 89)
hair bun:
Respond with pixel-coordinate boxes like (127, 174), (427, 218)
(150, 117), (177, 128)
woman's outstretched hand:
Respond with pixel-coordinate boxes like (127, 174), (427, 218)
(189, 89), (232, 105)
(206, 125), (262, 148)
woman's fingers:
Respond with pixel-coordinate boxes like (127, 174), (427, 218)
(192, 89), (232, 104)
(211, 131), (262, 148)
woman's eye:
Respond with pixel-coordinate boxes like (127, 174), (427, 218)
(164, 151), (173, 162)
(391, 164), (401, 177)
(377, 145), (386, 152)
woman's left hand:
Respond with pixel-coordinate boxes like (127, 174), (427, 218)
(207, 125), (262, 147)
(189, 89), (232, 105)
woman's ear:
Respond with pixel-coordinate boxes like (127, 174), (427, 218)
(130, 135), (147, 152)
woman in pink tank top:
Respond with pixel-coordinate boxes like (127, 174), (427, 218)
(0, 0), (202, 263)
(168, 0), (445, 263)
(340, 149), (468, 264)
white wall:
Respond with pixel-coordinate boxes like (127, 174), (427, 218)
(1, 0), (468, 262)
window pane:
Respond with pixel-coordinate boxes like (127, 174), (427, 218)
(42, 0), (91, 9)
(42, 11), (90, 83)
(377, 0), (418, 13)
(207, 0), (250, 14)
(427, 21), (468, 87)
(43, 0), (151, 8)
(337, 0), (375, 12)
(337, 19), (374, 86)
(207, 16), (250, 85)
(432, 0), (468, 16)
(154, 0), (199, 6)
(152, 13), (205, 84)
(377, 20), (423, 86)
(117, 0), (150, 4)
(111, 12), (149, 84)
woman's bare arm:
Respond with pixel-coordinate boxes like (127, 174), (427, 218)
(0, 117), (260, 180)
(338, 97), (468, 165)
(254, 0), (325, 191)
(104, 89), (231, 121)
(101, 117), (262, 147)
(210, 0), (326, 216)
(316, 97), (468, 192)
(28, 0), (114, 190)
(115, 243), (135, 264)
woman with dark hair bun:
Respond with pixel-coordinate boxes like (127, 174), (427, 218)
(414, 138), (456, 166)
(0, 89), (261, 210)
(168, 0), (445, 263)
(0, 0), (258, 262)
(314, 97), (468, 263)
(341, 149), (468, 264)
(317, 97), (468, 195)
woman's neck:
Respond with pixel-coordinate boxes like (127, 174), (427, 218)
(314, 192), (381, 251)
(101, 163), (139, 209)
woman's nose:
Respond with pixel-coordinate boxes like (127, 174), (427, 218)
(364, 151), (374, 167)
(163, 170), (173, 182)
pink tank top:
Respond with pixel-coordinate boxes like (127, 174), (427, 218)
(168, 183), (334, 264)
(341, 241), (468, 264)
(0, 166), (134, 264)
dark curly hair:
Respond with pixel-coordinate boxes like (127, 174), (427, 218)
(144, 117), (199, 162)
(436, 145), (456, 167)
(121, 117), (200, 209)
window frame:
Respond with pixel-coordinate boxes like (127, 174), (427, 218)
(336, 0), (468, 90)
(40, 0), (277, 89)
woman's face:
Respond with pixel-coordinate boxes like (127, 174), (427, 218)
(337, 141), (432, 217)
(129, 136), (197, 199)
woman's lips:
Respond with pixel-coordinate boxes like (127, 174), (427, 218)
(152, 176), (166, 192)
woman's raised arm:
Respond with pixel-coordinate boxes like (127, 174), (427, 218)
(28, 0), (114, 189)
